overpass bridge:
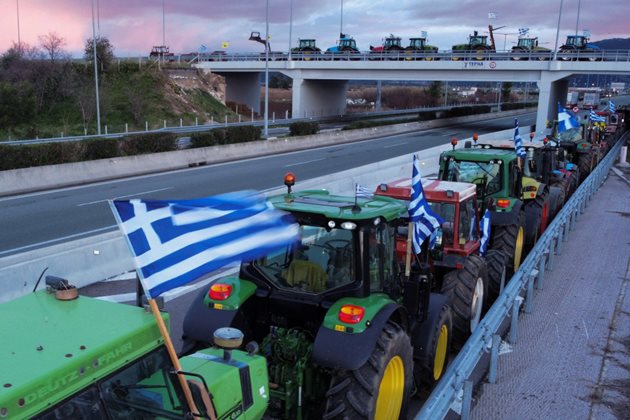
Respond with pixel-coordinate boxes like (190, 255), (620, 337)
(194, 51), (630, 135)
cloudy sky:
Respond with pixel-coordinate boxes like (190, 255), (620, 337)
(1, 0), (628, 57)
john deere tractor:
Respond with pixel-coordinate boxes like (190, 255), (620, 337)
(375, 179), (507, 342)
(405, 36), (439, 60)
(291, 39), (321, 60)
(451, 27), (495, 60)
(437, 145), (537, 295)
(511, 36), (551, 60)
(182, 175), (453, 419)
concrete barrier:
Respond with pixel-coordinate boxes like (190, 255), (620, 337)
(0, 126), (527, 303)
(0, 109), (533, 197)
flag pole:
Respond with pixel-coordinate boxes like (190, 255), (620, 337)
(405, 222), (413, 277)
(148, 298), (216, 420)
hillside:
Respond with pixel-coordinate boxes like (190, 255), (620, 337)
(592, 38), (630, 49)
(0, 54), (232, 140)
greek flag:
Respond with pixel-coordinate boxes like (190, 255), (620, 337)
(557, 102), (580, 132)
(479, 209), (491, 256)
(514, 119), (526, 159)
(355, 184), (373, 199)
(609, 100), (616, 113)
(110, 192), (299, 299)
(589, 108), (606, 123)
(409, 155), (444, 253)
(199, 44), (208, 53)
(421, 31), (428, 39)
(518, 27), (529, 36)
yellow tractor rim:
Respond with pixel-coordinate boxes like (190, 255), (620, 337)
(434, 325), (449, 380)
(514, 226), (525, 270)
(375, 356), (405, 420)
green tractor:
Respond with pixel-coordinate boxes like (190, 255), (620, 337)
(451, 27), (496, 60)
(182, 175), (453, 419)
(291, 39), (321, 60)
(437, 144), (543, 287)
(0, 277), (269, 419)
(511, 36), (551, 60)
(405, 36), (439, 61)
(375, 178), (507, 341)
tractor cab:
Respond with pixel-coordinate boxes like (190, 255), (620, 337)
(408, 37), (428, 49)
(298, 39), (317, 49)
(469, 32), (489, 48)
(384, 36), (403, 49)
(564, 35), (588, 48)
(517, 37), (538, 49)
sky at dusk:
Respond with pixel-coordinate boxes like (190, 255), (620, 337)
(1, 0), (629, 57)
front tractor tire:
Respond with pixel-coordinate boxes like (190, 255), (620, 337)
(323, 321), (413, 420)
(440, 255), (488, 341)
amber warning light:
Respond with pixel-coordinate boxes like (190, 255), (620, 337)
(284, 172), (296, 193)
(451, 137), (458, 150)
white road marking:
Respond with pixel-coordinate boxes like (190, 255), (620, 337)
(284, 158), (325, 168)
(77, 187), (174, 206)
(582, 319), (590, 340)
(0, 226), (117, 257)
(383, 142), (408, 149)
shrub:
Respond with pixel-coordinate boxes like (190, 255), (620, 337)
(190, 130), (225, 148)
(289, 121), (320, 136)
(417, 111), (437, 121)
(119, 132), (178, 156)
(82, 138), (119, 160)
(224, 125), (261, 143)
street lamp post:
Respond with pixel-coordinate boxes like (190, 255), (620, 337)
(91, 0), (101, 135)
(575, 0), (581, 36)
(553, 0), (565, 61)
(288, 0), (293, 60)
(264, 0), (269, 138)
(339, 0), (343, 36)
(16, 0), (21, 51)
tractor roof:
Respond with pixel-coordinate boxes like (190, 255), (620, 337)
(269, 190), (407, 222)
(376, 179), (476, 203)
(477, 139), (548, 150)
(0, 291), (165, 418)
(442, 147), (517, 162)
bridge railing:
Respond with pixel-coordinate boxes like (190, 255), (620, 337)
(415, 129), (627, 419)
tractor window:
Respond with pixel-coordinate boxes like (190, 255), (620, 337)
(428, 202), (455, 249)
(100, 348), (187, 419)
(459, 199), (478, 244)
(255, 225), (355, 293)
(368, 224), (395, 292)
(37, 387), (107, 420)
(610, 114), (618, 125)
(444, 160), (502, 197)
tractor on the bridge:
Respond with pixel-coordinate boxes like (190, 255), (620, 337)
(369, 34), (404, 60)
(326, 33), (360, 59)
(510, 36), (551, 60)
(291, 39), (321, 60)
(558, 34), (602, 61)
(404, 36), (439, 60)
(182, 174), (454, 419)
(375, 178), (507, 341)
(149, 45), (175, 61)
(451, 26), (496, 60)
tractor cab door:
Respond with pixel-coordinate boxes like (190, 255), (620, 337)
(367, 223), (400, 297)
(457, 197), (479, 252)
(510, 161), (523, 199)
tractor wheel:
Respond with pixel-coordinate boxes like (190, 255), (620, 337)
(440, 255), (488, 340)
(490, 211), (525, 276)
(323, 321), (413, 420)
(550, 177), (569, 215)
(485, 249), (507, 302)
(413, 294), (452, 386)
(569, 168), (581, 195)
(524, 186), (550, 249)
(577, 152), (594, 182)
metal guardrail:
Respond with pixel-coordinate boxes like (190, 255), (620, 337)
(416, 129), (627, 419)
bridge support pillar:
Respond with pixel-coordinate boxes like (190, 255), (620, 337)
(536, 75), (569, 136)
(222, 72), (262, 114)
(292, 78), (348, 119)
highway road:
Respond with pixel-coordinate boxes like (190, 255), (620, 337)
(0, 112), (535, 257)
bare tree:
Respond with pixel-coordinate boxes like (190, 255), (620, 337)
(39, 32), (68, 62)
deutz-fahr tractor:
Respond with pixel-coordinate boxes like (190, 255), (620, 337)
(291, 39), (321, 60)
(451, 27), (496, 60)
(437, 144), (544, 286)
(0, 277), (269, 419)
(369, 34), (404, 60)
(375, 179), (507, 341)
(558, 34), (602, 61)
(510, 36), (551, 60)
(182, 176), (453, 419)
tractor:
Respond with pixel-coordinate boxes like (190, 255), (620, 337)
(451, 26), (496, 60)
(182, 174), (453, 419)
(291, 39), (321, 60)
(437, 144), (543, 287)
(375, 179), (507, 342)
(558, 35), (602, 61)
(404, 36), (439, 60)
(149, 45), (175, 61)
(325, 33), (360, 59)
(369, 34), (404, 60)
(511, 36), (551, 60)
(0, 277), (269, 419)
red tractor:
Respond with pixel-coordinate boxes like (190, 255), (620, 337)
(376, 179), (507, 342)
(369, 34), (404, 60)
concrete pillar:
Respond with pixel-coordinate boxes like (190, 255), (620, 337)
(222, 72), (262, 114)
(292, 78), (348, 119)
(536, 75), (569, 136)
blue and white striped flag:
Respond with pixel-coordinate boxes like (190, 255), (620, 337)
(479, 209), (491, 256)
(609, 100), (616, 113)
(110, 192), (299, 299)
(557, 102), (580, 132)
(409, 155), (444, 253)
(589, 108), (606, 123)
(355, 184), (373, 199)
(199, 44), (208, 53)
(514, 119), (526, 159)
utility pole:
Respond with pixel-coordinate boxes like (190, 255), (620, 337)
(264, 0), (269, 138)
(553, 0), (565, 61)
(339, 0), (344, 36)
(16, 0), (21, 52)
(91, 0), (101, 135)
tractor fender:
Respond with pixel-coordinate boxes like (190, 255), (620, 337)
(490, 200), (523, 226)
(410, 293), (451, 364)
(311, 303), (404, 370)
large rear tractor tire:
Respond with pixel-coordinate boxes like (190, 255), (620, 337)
(577, 152), (594, 182)
(490, 211), (525, 277)
(323, 321), (413, 420)
(524, 186), (550, 250)
(440, 255), (488, 340)
(485, 249), (508, 302)
(550, 177), (569, 215)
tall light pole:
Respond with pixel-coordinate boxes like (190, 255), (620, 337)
(339, 0), (343, 36)
(96, 0), (100, 36)
(574, 0), (581, 36)
(16, 0), (21, 51)
(264, 0), (269, 138)
(162, 0), (166, 46)
(553, 0), (565, 61)
(288, 0), (293, 60)
(91, 0), (101, 135)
